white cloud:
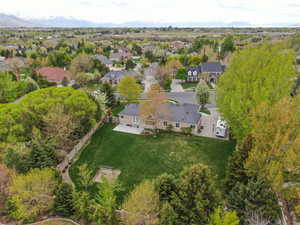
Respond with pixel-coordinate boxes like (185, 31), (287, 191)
(0, 0), (299, 24)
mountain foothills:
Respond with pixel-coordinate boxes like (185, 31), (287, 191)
(0, 26), (300, 225)
(0, 13), (300, 27)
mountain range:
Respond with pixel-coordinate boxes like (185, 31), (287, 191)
(0, 13), (299, 28)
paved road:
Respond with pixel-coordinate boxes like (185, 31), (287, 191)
(166, 90), (216, 108)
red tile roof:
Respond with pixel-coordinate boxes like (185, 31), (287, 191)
(36, 67), (70, 83)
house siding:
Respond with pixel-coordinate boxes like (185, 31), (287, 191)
(119, 114), (201, 134)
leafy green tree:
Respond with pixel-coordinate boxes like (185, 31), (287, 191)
(29, 128), (57, 169)
(196, 80), (210, 110)
(89, 178), (118, 225)
(220, 35), (235, 58)
(122, 180), (159, 225)
(118, 76), (141, 103)
(70, 54), (94, 78)
(189, 55), (202, 66)
(73, 190), (91, 222)
(7, 168), (59, 222)
(54, 183), (75, 217)
(246, 95), (300, 225)
(101, 83), (116, 107)
(61, 76), (69, 86)
(145, 51), (156, 62)
(217, 43), (296, 140)
(125, 59), (136, 70)
(227, 178), (280, 224)
(77, 163), (93, 190)
(0, 72), (35, 103)
(48, 50), (71, 67)
(224, 135), (252, 192)
(175, 67), (187, 80)
(156, 164), (222, 225)
(209, 208), (239, 225)
(3, 143), (31, 173)
(132, 43), (142, 55)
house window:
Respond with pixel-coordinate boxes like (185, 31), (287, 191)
(190, 125), (195, 129)
(176, 123), (180, 128)
(133, 116), (138, 123)
(188, 71), (192, 76)
(193, 71), (197, 76)
(120, 115), (124, 119)
(163, 121), (168, 126)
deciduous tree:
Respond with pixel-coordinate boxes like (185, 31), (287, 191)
(118, 76), (141, 103)
(209, 208), (239, 225)
(139, 84), (170, 132)
(7, 168), (58, 222)
(122, 180), (160, 225)
(196, 80), (210, 110)
(217, 43), (296, 140)
(246, 95), (300, 225)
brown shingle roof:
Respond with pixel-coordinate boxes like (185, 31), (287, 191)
(36, 67), (70, 83)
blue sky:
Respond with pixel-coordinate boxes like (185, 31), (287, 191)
(1, 0), (300, 24)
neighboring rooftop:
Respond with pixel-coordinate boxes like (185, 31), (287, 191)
(94, 54), (112, 65)
(36, 67), (70, 83)
(200, 62), (225, 73)
(119, 103), (201, 124)
(101, 70), (139, 82)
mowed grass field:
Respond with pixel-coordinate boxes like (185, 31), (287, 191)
(70, 123), (235, 198)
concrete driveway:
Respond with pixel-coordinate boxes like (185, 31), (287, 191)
(171, 79), (184, 92)
(113, 124), (144, 135)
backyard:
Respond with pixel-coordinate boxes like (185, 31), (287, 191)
(70, 123), (235, 199)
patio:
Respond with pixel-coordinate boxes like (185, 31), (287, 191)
(113, 124), (144, 135)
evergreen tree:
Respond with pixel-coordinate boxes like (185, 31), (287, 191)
(29, 129), (57, 169)
(157, 164), (222, 225)
(224, 135), (252, 192)
(54, 183), (75, 217)
(101, 83), (116, 107)
(227, 178), (280, 224)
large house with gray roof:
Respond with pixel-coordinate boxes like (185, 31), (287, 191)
(101, 70), (140, 85)
(93, 54), (113, 69)
(118, 103), (202, 134)
(187, 62), (225, 83)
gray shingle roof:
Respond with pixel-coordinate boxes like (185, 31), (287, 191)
(101, 70), (139, 82)
(200, 62), (225, 73)
(119, 103), (201, 124)
(94, 54), (112, 65)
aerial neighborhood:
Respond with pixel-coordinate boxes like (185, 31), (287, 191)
(0, 21), (300, 225)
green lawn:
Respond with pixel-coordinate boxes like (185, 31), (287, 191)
(181, 82), (198, 89)
(70, 124), (235, 199)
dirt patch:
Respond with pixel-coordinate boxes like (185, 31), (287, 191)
(93, 166), (121, 183)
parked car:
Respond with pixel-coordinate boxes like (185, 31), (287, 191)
(215, 119), (227, 138)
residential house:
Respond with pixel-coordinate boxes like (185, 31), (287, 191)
(119, 103), (201, 134)
(186, 62), (225, 83)
(101, 70), (140, 85)
(94, 54), (113, 69)
(110, 51), (132, 62)
(200, 62), (225, 83)
(187, 66), (201, 82)
(36, 67), (71, 85)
